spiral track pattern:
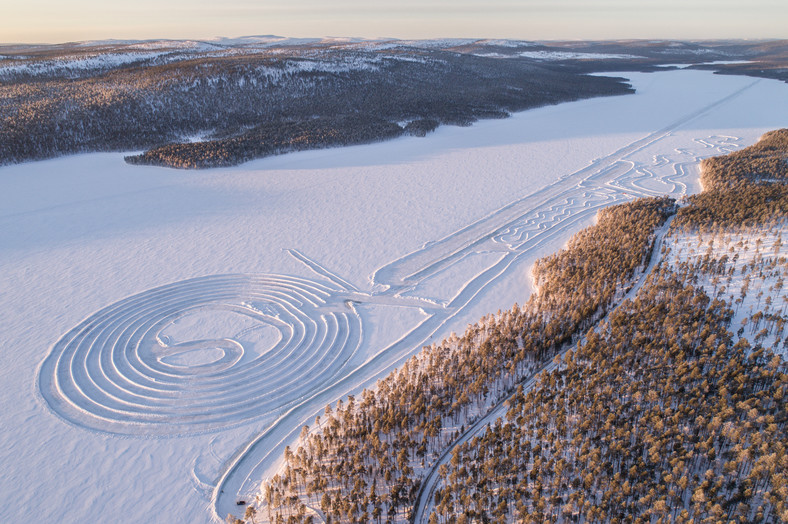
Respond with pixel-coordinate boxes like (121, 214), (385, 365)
(38, 274), (361, 436)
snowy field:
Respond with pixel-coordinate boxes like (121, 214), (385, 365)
(1, 69), (788, 523)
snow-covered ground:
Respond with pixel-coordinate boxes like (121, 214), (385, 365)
(1, 69), (788, 523)
(0, 51), (171, 78)
(665, 228), (788, 356)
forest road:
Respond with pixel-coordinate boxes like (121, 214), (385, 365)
(410, 213), (676, 523)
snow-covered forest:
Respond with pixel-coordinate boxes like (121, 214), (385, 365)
(1, 39), (633, 168)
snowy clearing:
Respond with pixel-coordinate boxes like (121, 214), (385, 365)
(1, 69), (787, 523)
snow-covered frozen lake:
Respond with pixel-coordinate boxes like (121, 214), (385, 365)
(1, 69), (787, 523)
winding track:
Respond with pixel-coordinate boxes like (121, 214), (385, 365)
(34, 77), (760, 521)
(371, 80), (758, 292)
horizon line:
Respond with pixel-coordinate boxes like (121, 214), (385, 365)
(2, 35), (786, 47)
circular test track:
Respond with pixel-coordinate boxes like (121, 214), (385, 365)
(38, 274), (361, 437)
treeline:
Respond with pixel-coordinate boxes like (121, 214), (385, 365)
(241, 197), (675, 523)
(0, 46), (632, 168)
(125, 115), (405, 168)
(699, 129), (788, 191)
(531, 201), (673, 320)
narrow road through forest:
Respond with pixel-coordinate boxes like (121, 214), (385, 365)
(411, 214), (676, 522)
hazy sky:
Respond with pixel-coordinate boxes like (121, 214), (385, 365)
(3, 0), (786, 44)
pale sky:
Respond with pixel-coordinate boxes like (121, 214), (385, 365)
(2, 0), (786, 44)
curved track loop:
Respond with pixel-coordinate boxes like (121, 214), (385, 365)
(38, 274), (361, 436)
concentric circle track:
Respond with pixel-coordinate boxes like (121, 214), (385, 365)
(38, 274), (361, 436)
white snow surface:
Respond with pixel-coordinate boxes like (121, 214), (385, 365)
(1, 70), (788, 523)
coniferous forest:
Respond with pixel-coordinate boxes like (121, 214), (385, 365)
(0, 42), (631, 169)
